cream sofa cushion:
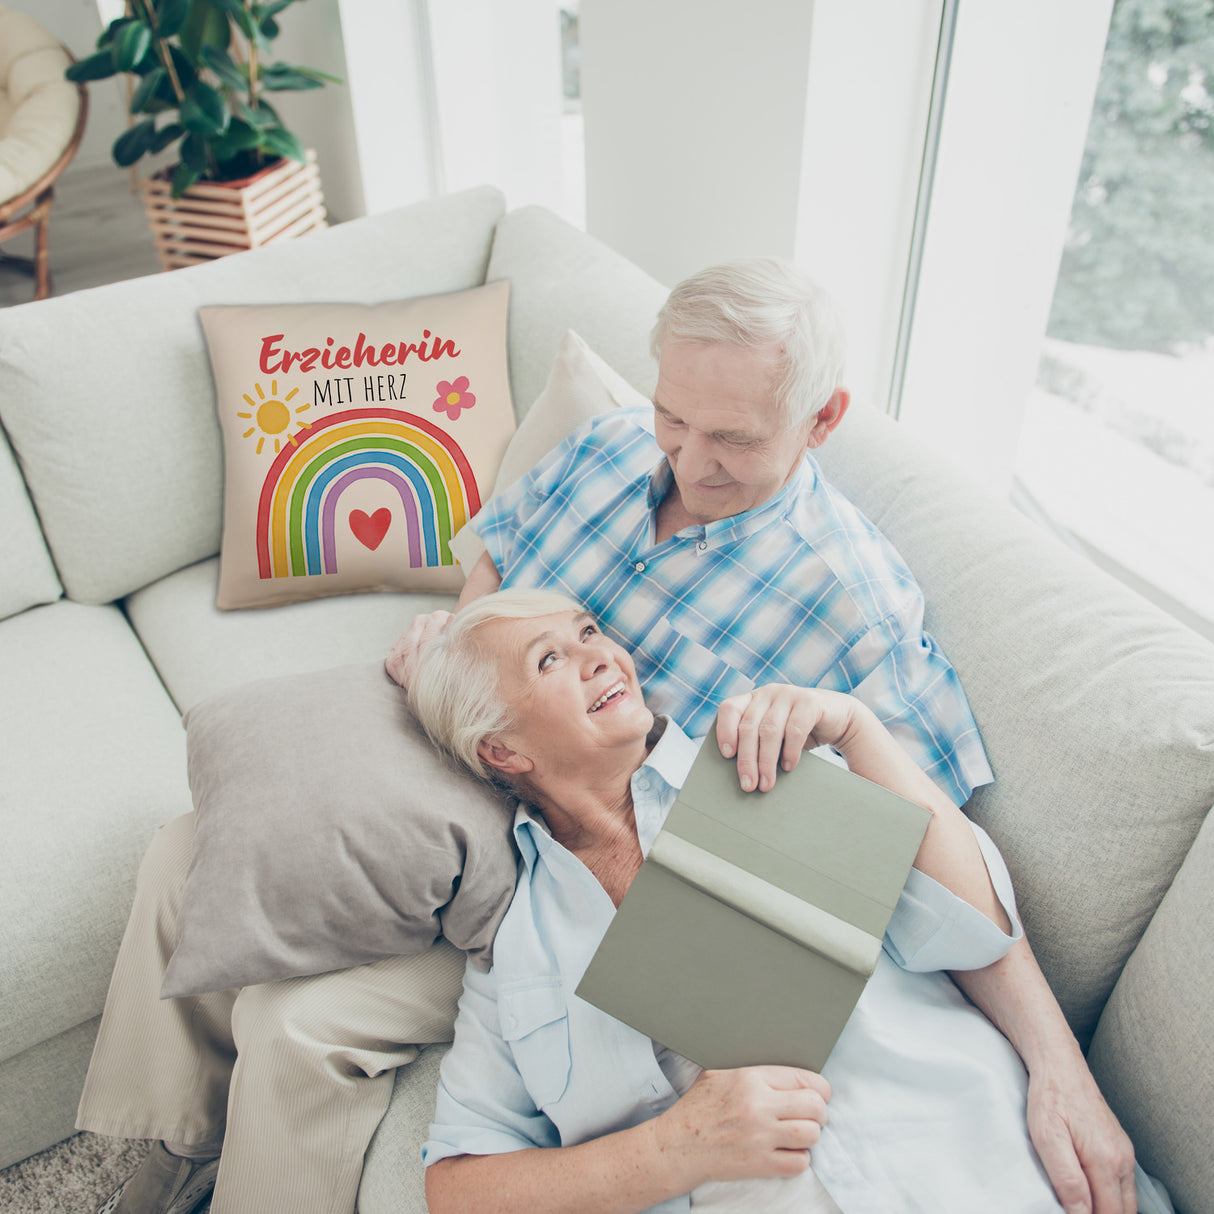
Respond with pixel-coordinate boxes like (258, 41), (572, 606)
(0, 600), (191, 1064)
(0, 187), (507, 606)
(815, 402), (1214, 1045)
(485, 204), (667, 418)
(0, 425), (60, 620)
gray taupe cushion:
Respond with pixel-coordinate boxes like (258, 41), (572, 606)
(162, 662), (518, 997)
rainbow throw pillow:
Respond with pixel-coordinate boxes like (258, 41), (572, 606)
(201, 281), (515, 608)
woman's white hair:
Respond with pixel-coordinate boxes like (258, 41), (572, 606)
(407, 588), (586, 781)
(650, 258), (847, 429)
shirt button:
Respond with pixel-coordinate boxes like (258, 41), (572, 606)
(697, 541), (708, 551)
(634, 561), (646, 573)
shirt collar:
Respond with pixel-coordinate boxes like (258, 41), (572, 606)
(645, 456), (818, 547)
(512, 716), (703, 869)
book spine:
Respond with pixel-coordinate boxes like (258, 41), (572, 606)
(648, 832), (882, 977)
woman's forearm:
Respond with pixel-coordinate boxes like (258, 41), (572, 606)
(425, 1119), (689, 1214)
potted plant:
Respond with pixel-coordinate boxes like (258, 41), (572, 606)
(66, 0), (340, 268)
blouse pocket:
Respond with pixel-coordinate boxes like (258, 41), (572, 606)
(499, 978), (572, 1109)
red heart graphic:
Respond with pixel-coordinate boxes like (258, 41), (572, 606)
(349, 508), (392, 550)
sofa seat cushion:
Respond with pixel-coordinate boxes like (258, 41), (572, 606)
(814, 402), (1214, 1045)
(0, 600), (191, 1062)
(486, 205), (667, 418)
(124, 556), (454, 713)
(0, 424), (60, 621)
(0, 186), (507, 607)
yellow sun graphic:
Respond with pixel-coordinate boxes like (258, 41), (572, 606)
(238, 380), (311, 454)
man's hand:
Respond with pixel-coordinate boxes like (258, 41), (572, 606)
(385, 610), (454, 689)
(1026, 1061), (1137, 1214)
(715, 684), (859, 792)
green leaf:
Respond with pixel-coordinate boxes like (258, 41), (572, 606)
(150, 122), (185, 153)
(66, 50), (119, 83)
(260, 125), (305, 163)
(254, 0), (297, 19)
(96, 17), (129, 50)
(171, 162), (201, 197)
(234, 97), (279, 129)
(220, 118), (263, 150)
(112, 20), (152, 72)
(200, 44), (249, 90)
(167, 44), (198, 91)
(259, 63), (323, 91)
(129, 66), (166, 113)
(180, 131), (210, 172)
(112, 119), (157, 167)
(180, 0), (231, 63)
(259, 15), (279, 40)
(181, 80), (230, 135)
(155, 0), (192, 40)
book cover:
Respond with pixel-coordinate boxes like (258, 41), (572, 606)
(575, 742), (932, 1071)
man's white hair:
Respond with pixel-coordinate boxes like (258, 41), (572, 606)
(650, 258), (847, 429)
(407, 588), (586, 781)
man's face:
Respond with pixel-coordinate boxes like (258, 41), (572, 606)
(652, 340), (816, 524)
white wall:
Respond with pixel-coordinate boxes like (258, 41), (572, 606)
(579, 0), (818, 288)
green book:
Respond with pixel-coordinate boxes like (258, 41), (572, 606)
(575, 742), (932, 1072)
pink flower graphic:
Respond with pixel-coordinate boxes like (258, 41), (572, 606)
(433, 376), (476, 421)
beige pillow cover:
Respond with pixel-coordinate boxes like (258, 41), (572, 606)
(448, 328), (648, 569)
(201, 281), (516, 609)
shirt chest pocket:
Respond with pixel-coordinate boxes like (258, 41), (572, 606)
(499, 979), (572, 1111)
(635, 615), (754, 723)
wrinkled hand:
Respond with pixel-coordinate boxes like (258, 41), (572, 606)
(715, 684), (859, 792)
(655, 1066), (830, 1185)
(1026, 1063), (1136, 1214)
(385, 610), (454, 689)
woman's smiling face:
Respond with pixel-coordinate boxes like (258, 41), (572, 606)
(476, 610), (653, 776)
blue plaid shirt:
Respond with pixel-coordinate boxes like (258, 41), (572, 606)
(474, 407), (992, 805)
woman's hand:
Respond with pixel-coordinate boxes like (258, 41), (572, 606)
(716, 685), (861, 792)
(654, 1066), (830, 1185)
(385, 610), (454, 688)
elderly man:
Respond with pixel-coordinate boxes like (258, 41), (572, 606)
(389, 260), (1136, 1214)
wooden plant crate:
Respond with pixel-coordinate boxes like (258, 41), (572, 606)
(140, 150), (327, 271)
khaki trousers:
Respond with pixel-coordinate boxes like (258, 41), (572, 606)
(76, 814), (466, 1214)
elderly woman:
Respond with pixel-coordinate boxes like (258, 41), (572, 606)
(408, 587), (1082, 1214)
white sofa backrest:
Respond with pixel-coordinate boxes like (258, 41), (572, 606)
(0, 187), (507, 606)
(0, 422), (60, 620)
(816, 401), (1214, 1041)
(486, 205), (668, 417)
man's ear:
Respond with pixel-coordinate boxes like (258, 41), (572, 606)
(477, 738), (534, 777)
(806, 388), (850, 450)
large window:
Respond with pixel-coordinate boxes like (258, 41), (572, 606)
(1013, 0), (1214, 636)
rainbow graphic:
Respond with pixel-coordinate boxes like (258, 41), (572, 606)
(255, 408), (481, 579)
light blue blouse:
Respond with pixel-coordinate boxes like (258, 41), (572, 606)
(424, 722), (1067, 1212)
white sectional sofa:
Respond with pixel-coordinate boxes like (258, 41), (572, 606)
(1, 186), (1211, 1213)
